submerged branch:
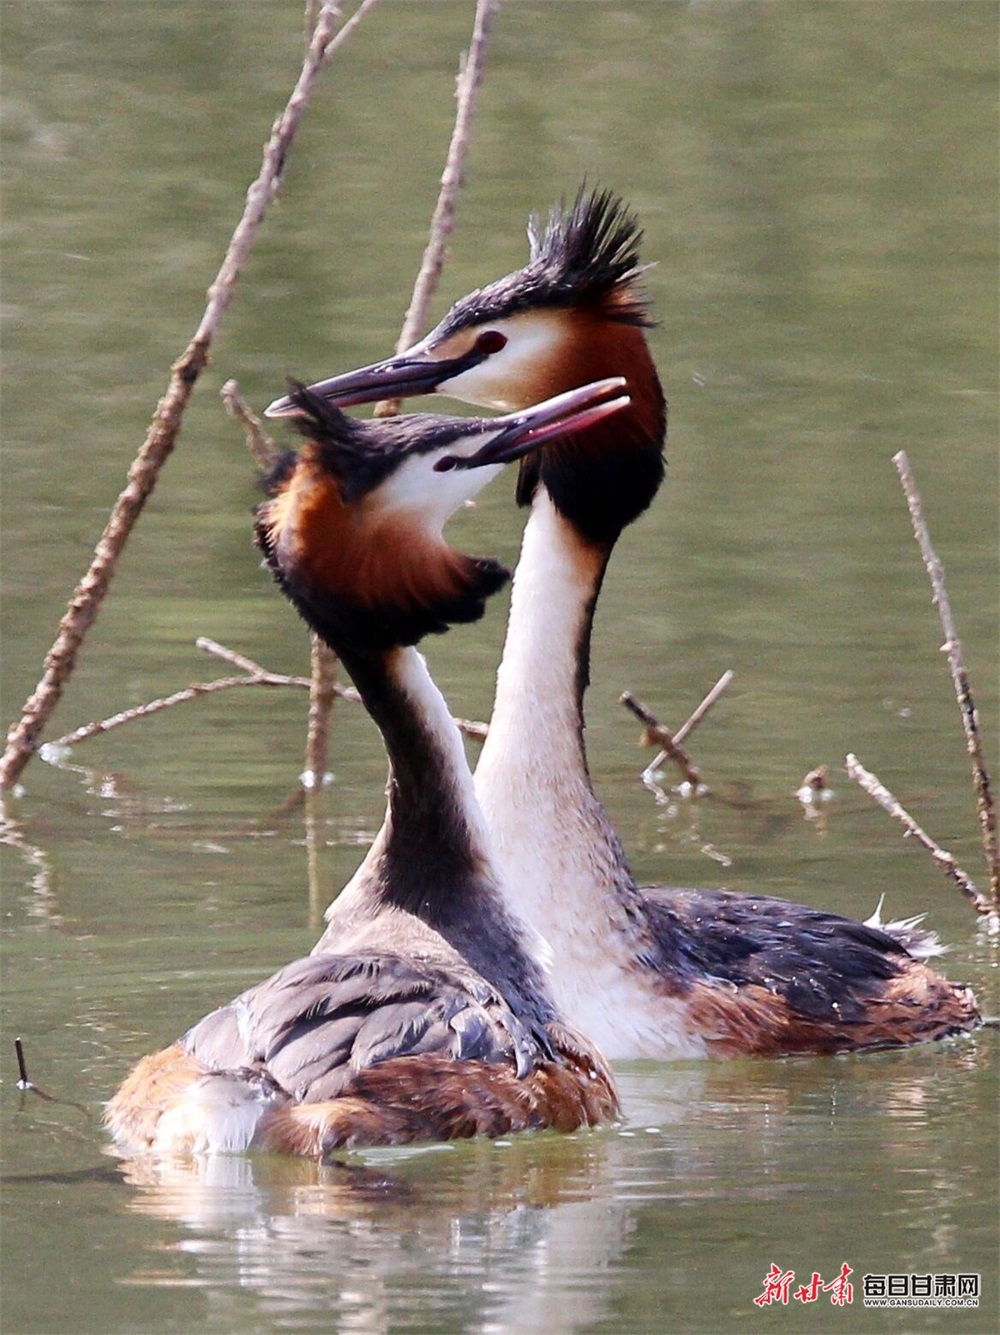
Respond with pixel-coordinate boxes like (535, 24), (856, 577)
(620, 671), (734, 792)
(620, 692), (703, 790)
(892, 451), (999, 906)
(12, 1037), (89, 1114)
(0, 1), (366, 792)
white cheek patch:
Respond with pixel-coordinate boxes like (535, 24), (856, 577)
(440, 313), (566, 411)
(379, 454), (502, 533)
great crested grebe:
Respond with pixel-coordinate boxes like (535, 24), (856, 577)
(267, 187), (981, 1059)
(105, 380), (628, 1155)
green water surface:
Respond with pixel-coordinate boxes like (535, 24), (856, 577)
(2, 4), (997, 1332)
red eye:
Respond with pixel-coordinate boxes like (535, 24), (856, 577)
(475, 330), (508, 354)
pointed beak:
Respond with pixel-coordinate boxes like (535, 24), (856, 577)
(434, 378), (630, 473)
(264, 332), (506, 418)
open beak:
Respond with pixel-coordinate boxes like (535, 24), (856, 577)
(264, 332), (505, 418)
(434, 378), (630, 473)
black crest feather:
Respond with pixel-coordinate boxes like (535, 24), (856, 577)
(284, 382), (399, 503)
(525, 186), (653, 322)
(435, 186), (654, 336)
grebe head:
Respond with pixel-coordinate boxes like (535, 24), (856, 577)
(256, 378), (630, 651)
(266, 188), (666, 547)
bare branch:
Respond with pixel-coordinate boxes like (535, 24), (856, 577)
(32, 634), (488, 757)
(846, 754), (996, 921)
(39, 635), (365, 753)
(673, 670), (735, 746)
(892, 451), (999, 905)
(11, 1036), (88, 1113)
(304, 638), (341, 789)
(0, 1), (376, 792)
(44, 674), (312, 752)
(222, 379), (279, 470)
(374, 0), (501, 418)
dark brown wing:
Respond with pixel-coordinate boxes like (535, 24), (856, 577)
(642, 886), (980, 1053)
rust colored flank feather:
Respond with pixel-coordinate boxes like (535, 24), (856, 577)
(105, 1041), (617, 1157)
(680, 959), (980, 1059)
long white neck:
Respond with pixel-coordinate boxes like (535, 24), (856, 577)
(475, 491), (643, 954)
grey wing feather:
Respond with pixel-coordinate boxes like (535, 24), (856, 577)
(182, 950), (547, 1101)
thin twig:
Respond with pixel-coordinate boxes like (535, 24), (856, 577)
(304, 0), (322, 49)
(0, 1), (371, 792)
(846, 754), (996, 920)
(222, 379), (279, 470)
(197, 636), (276, 677)
(455, 717), (489, 742)
(893, 451), (999, 905)
(304, 638), (340, 788)
(12, 1037), (89, 1113)
(37, 635), (484, 753)
(15, 1038), (30, 1089)
(198, 636), (361, 705)
(40, 637), (363, 751)
(374, 0), (501, 418)
(43, 676), (312, 752)
(673, 670), (736, 746)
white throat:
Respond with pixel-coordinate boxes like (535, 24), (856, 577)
(474, 491), (650, 1038)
